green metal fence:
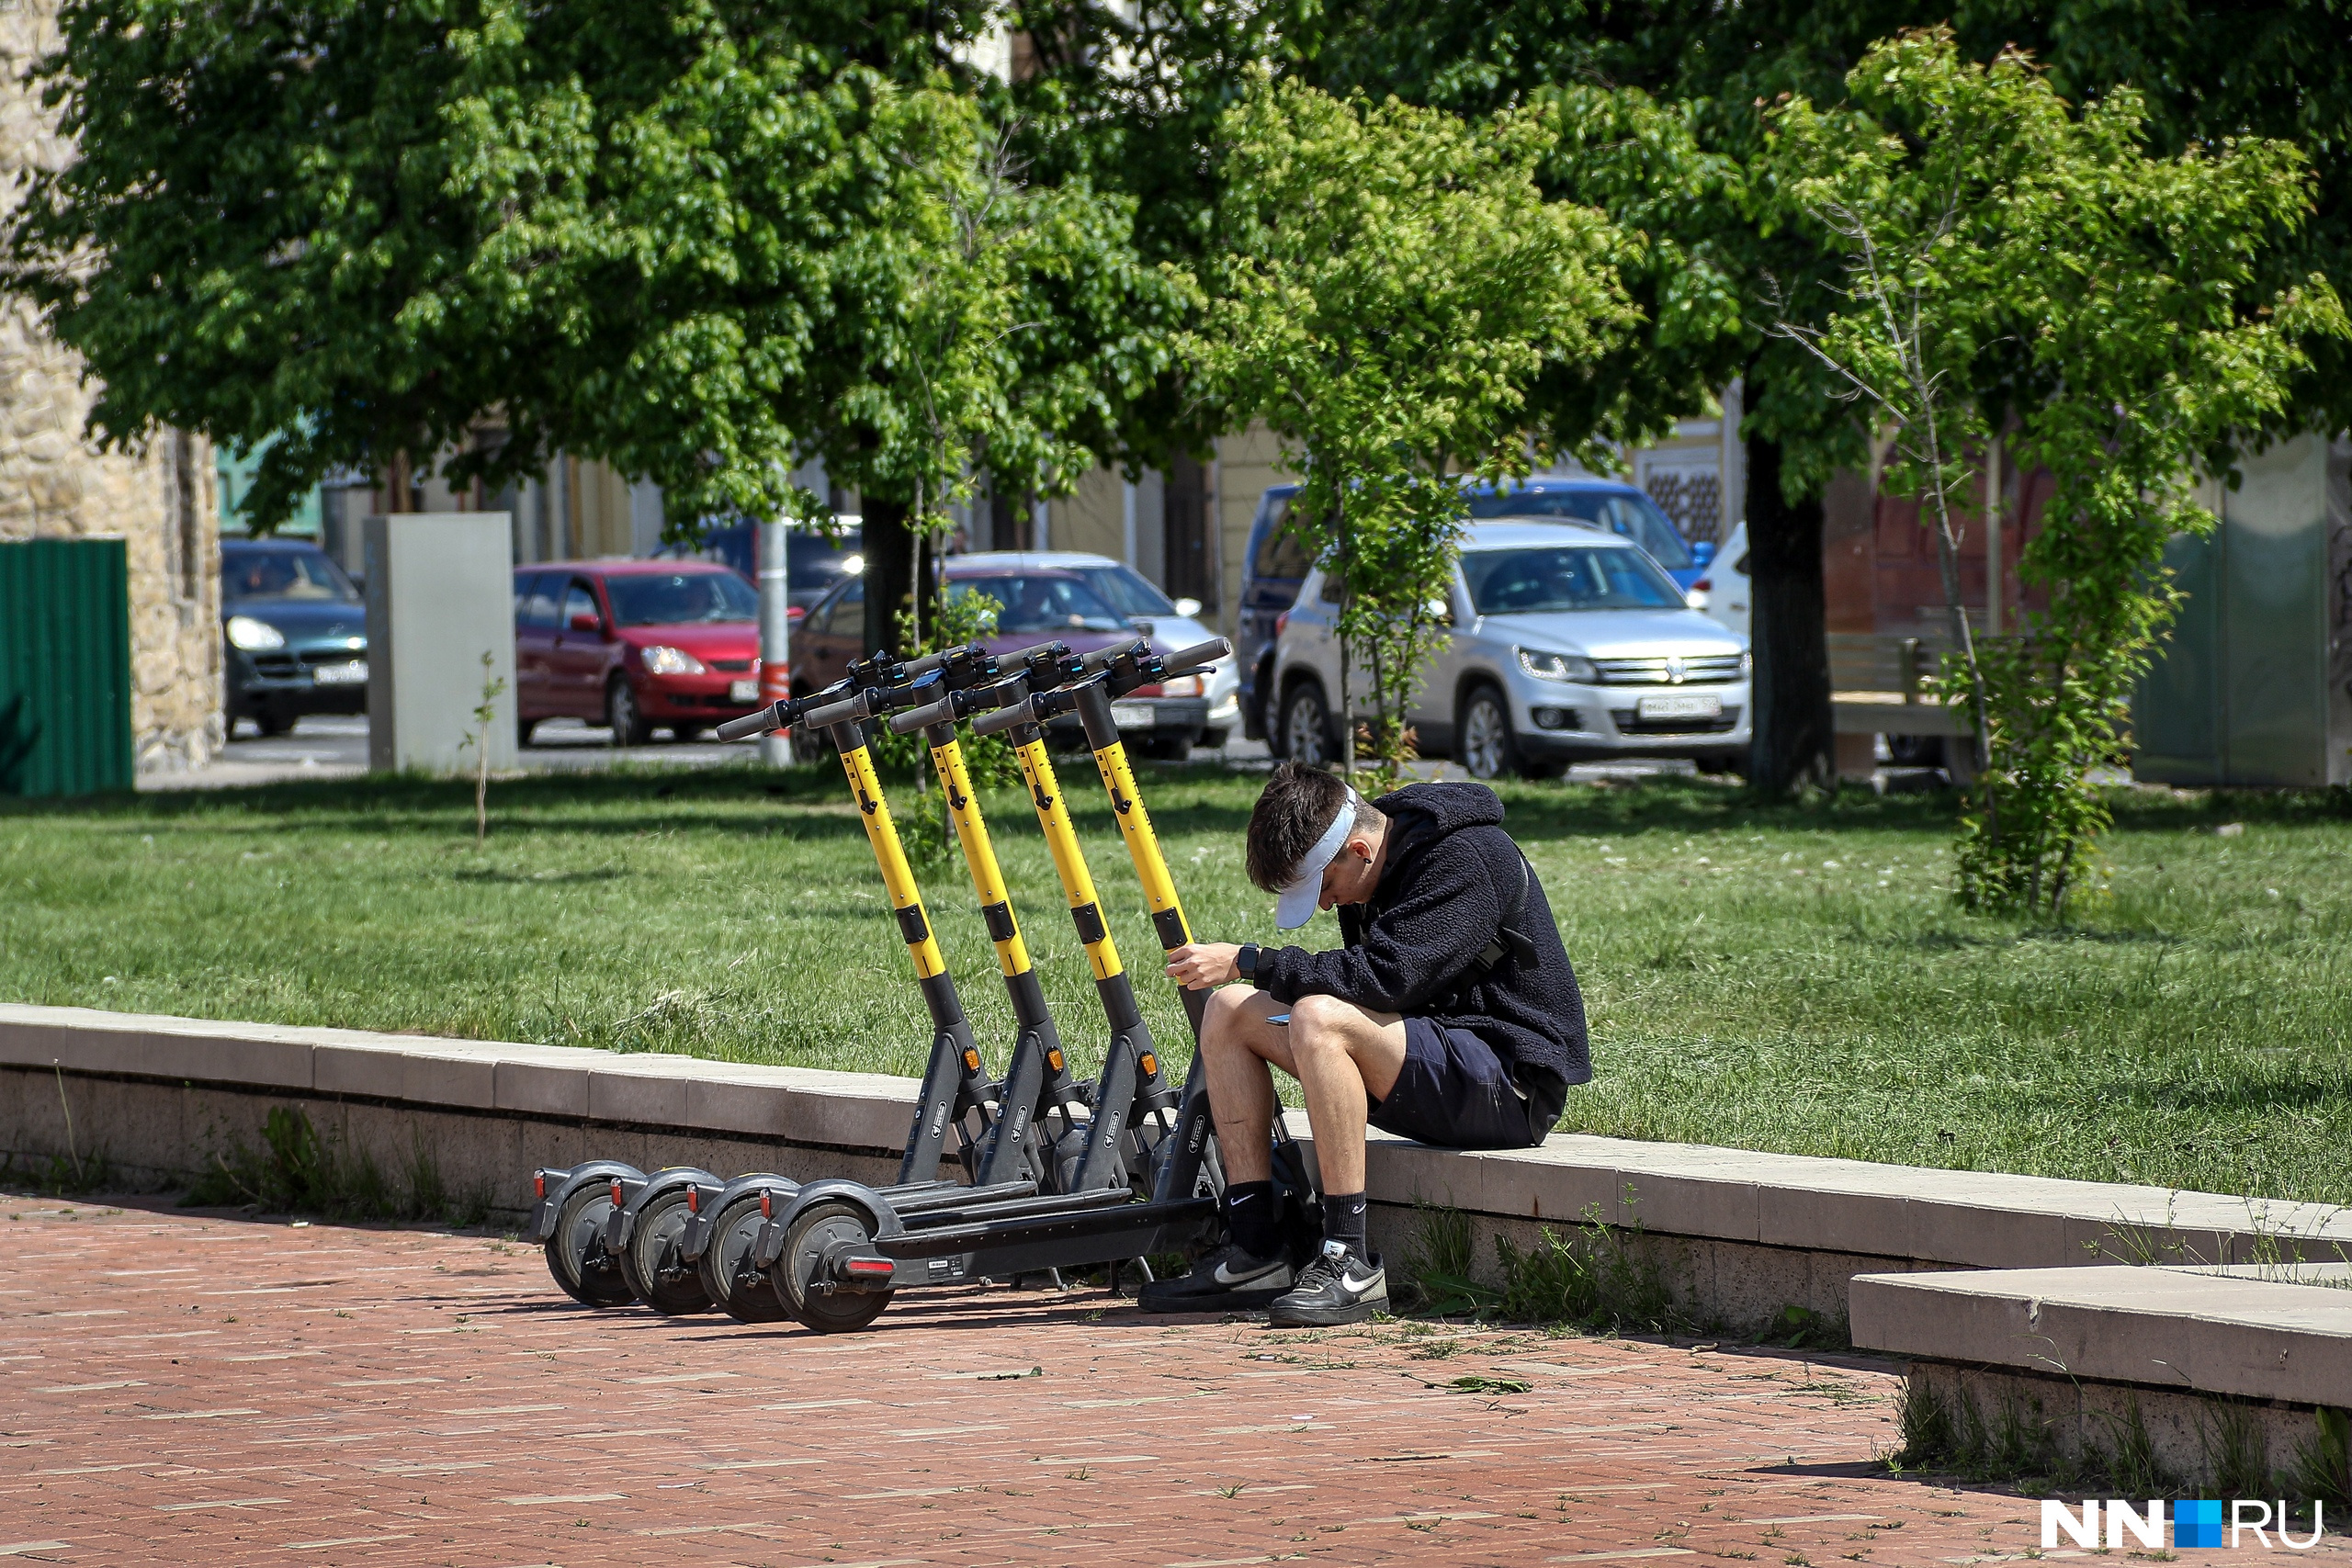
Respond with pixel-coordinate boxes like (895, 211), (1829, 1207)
(0, 538), (135, 797)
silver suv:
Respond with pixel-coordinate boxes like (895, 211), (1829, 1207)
(1270, 520), (1751, 778)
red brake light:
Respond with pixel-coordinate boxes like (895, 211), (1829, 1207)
(1274, 611), (1290, 636)
(686, 1187), (699, 1213)
(533, 1173), (546, 1200)
(843, 1258), (894, 1277)
(610, 1179), (623, 1206)
(1692, 578), (1713, 592)
(760, 1191), (773, 1218)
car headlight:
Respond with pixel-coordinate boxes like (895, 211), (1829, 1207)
(1516, 648), (1598, 683)
(1159, 674), (1204, 696)
(226, 615), (285, 651)
(640, 645), (705, 675)
(1742, 650), (1753, 677)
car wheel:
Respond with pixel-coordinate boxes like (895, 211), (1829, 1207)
(673, 725), (708, 743)
(517, 716), (539, 749)
(1457, 684), (1520, 781)
(606, 678), (651, 748)
(1200, 728), (1228, 752)
(1283, 683), (1334, 769)
(1142, 731), (1193, 762)
(254, 707), (292, 739)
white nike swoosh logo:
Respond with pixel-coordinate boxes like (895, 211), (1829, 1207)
(1214, 1261), (1278, 1285)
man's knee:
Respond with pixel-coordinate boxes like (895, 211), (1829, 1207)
(1287, 993), (1362, 1055)
(1201, 984), (1258, 1050)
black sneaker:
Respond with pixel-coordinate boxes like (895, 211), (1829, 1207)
(1267, 1242), (1387, 1327)
(1136, 1242), (1297, 1313)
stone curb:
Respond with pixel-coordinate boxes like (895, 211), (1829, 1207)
(7, 1001), (2350, 1276)
(1849, 1263), (2352, 1407)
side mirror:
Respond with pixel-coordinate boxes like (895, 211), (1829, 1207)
(1691, 540), (1717, 569)
(1172, 596), (1203, 618)
(569, 612), (601, 633)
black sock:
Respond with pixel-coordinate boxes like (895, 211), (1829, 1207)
(1224, 1181), (1279, 1258)
(1322, 1191), (1368, 1258)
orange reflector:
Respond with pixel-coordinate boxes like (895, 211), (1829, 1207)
(963, 1049), (981, 1072)
(1047, 1051), (1064, 1073)
(1139, 1054), (1158, 1078)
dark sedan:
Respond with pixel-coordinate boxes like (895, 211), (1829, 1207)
(220, 537), (368, 736)
(792, 559), (1213, 757)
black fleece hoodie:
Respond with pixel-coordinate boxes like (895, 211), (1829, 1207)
(1253, 782), (1591, 1088)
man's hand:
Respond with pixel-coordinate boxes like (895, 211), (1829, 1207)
(1165, 942), (1244, 990)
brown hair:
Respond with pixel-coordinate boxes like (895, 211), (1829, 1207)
(1245, 762), (1385, 892)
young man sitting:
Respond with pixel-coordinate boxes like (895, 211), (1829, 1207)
(1146, 762), (1590, 1326)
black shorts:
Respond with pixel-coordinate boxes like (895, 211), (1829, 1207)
(1365, 1018), (1564, 1150)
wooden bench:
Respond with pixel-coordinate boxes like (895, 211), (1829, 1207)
(1828, 631), (1971, 738)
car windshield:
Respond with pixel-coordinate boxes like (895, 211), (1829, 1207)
(1463, 547), (1686, 614)
(604, 570), (758, 626)
(1468, 488), (1694, 570)
(222, 547), (358, 604)
(1078, 564), (1176, 618)
(948, 575), (1127, 634)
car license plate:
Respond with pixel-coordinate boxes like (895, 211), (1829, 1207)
(1110, 703), (1156, 729)
(729, 679), (758, 703)
(1637, 693), (1720, 720)
(312, 660), (367, 686)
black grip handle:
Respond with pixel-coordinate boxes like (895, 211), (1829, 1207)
(1081, 638), (1151, 674)
(717, 703), (786, 742)
(970, 694), (1038, 738)
(1163, 637), (1232, 676)
(804, 691), (872, 730)
(889, 693), (957, 735)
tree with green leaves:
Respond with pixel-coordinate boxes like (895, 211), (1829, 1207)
(5, 0), (1024, 532)
(1193, 75), (1633, 779)
(1295, 0), (2352, 797)
(1767, 29), (2345, 913)
(809, 98), (1195, 657)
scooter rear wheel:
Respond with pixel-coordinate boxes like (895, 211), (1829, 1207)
(622, 1189), (715, 1315)
(547, 1183), (636, 1308)
(698, 1193), (792, 1324)
(770, 1200), (892, 1334)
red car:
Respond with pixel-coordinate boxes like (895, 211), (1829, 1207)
(514, 561), (765, 745)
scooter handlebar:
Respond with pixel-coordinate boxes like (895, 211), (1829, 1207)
(803, 691), (873, 731)
(969, 693), (1038, 739)
(1080, 638), (1151, 674)
(888, 693), (958, 736)
(716, 704), (785, 742)
(1163, 637), (1231, 677)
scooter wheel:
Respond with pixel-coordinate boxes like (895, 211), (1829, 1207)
(547, 1183), (636, 1308)
(700, 1193), (792, 1324)
(623, 1189), (715, 1315)
(771, 1201), (892, 1335)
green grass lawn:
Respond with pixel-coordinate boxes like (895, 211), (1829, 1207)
(6, 762), (2350, 1205)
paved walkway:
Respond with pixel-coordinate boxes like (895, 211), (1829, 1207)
(0, 1193), (2205, 1567)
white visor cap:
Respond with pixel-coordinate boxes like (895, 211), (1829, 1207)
(1273, 787), (1360, 930)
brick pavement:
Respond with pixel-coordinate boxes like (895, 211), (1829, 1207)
(0, 1192), (2324, 1567)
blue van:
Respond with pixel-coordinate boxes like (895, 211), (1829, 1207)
(1234, 476), (1715, 741)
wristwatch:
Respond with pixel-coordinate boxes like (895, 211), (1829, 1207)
(1236, 944), (1260, 985)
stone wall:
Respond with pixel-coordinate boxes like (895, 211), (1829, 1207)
(0, 0), (222, 773)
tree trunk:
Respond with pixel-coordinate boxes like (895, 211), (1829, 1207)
(858, 494), (936, 659)
(1745, 426), (1835, 794)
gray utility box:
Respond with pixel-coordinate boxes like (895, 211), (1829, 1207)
(364, 513), (519, 775)
(2135, 434), (2352, 788)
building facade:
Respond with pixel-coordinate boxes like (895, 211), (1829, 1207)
(0, 0), (222, 774)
